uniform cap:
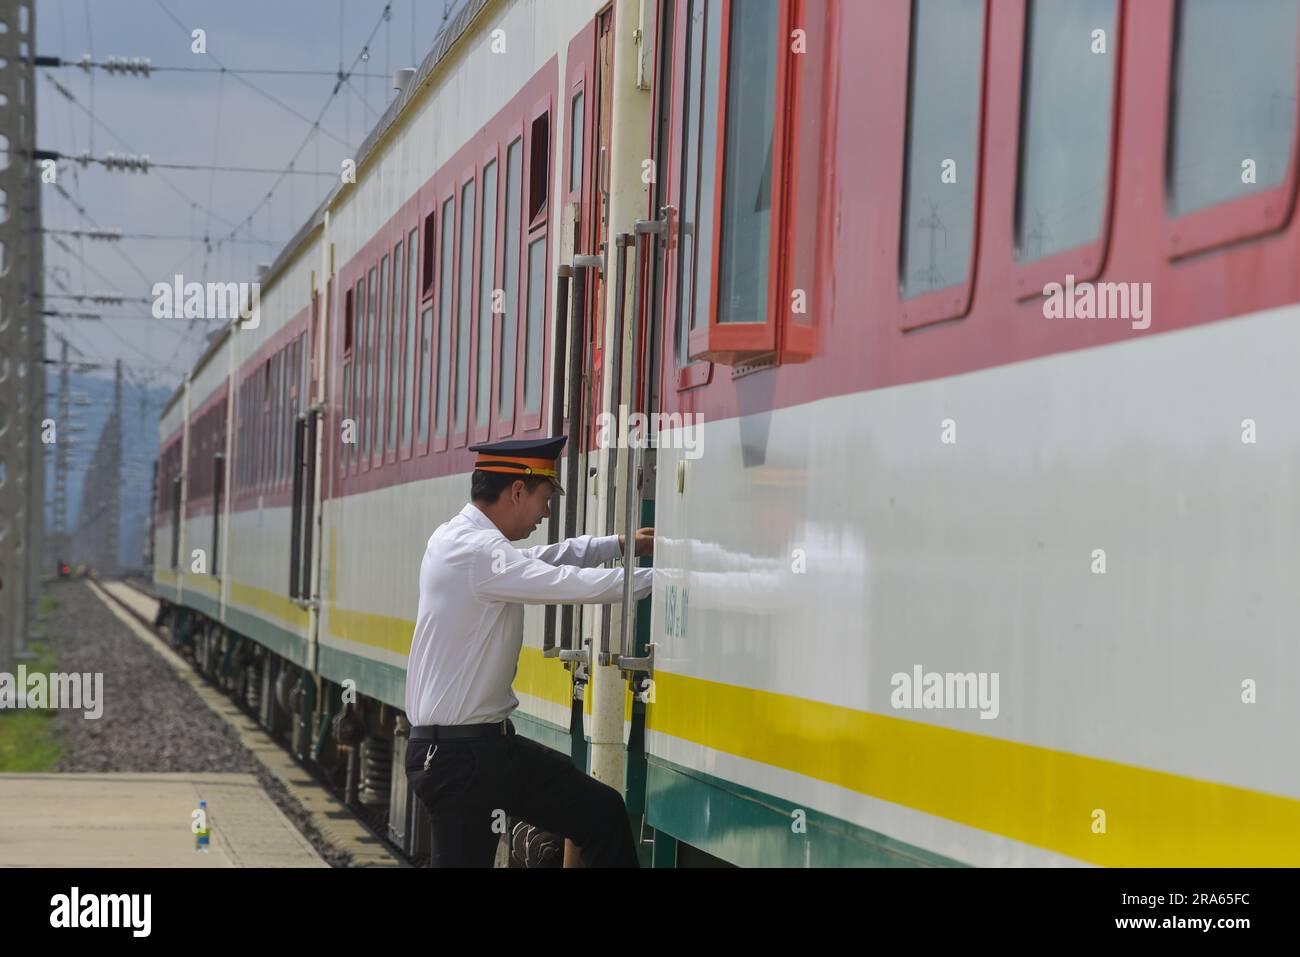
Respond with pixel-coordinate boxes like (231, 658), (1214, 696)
(469, 436), (567, 494)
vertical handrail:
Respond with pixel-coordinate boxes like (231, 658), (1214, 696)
(599, 234), (632, 664)
(561, 263), (585, 657)
(616, 215), (667, 673)
(544, 266), (572, 657)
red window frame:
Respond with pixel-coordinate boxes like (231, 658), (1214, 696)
(1159, 1), (1300, 259)
(341, 276), (359, 476)
(432, 187), (455, 454)
(1010, 0), (1121, 301)
(416, 192), (437, 459)
(451, 164), (478, 449)
(494, 124), (526, 440)
(687, 0), (794, 364)
(472, 140), (501, 446)
(659, 0), (714, 392)
(400, 224), (418, 463)
(521, 94), (552, 433)
(888, 0), (991, 331)
(371, 251), (390, 470)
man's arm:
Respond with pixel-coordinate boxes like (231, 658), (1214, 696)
(515, 534), (622, 568)
(472, 542), (652, 605)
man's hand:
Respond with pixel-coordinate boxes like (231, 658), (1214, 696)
(618, 527), (655, 557)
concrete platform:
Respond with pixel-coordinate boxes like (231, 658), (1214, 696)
(0, 772), (327, 867)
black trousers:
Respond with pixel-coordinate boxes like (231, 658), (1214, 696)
(404, 721), (640, 867)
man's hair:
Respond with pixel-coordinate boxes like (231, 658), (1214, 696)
(470, 469), (550, 504)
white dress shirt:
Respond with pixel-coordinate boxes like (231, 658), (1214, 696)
(404, 502), (654, 727)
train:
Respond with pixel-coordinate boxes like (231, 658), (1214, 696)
(153, 0), (1300, 867)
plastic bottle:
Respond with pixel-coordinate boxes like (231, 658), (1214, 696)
(195, 799), (210, 853)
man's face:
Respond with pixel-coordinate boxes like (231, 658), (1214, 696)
(507, 479), (556, 540)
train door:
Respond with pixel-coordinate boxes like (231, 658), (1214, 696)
(289, 288), (320, 601)
(547, 11), (615, 657)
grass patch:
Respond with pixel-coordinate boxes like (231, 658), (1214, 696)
(0, 709), (63, 772)
(0, 598), (65, 772)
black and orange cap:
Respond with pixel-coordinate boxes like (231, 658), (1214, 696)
(469, 436), (567, 494)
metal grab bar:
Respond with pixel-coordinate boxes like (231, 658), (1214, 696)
(543, 266), (572, 658)
(598, 234), (632, 665)
(614, 217), (666, 673)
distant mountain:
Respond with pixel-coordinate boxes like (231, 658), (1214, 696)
(47, 374), (172, 572)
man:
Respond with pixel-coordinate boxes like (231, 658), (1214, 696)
(404, 435), (654, 867)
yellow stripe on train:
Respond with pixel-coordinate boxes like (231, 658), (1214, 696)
(645, 670), (1300, 867)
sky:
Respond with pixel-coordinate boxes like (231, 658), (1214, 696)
(36, 0), (468, 395)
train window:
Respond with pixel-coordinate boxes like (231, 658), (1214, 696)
(280, 348), (290, 483)
(715, 0), (778, 326)
(523, 236), (546, 415)
(351, 278), (362, 467)
(400, 234), (415, 451)
(500, 138), (523, 424)
(375, 252), (390, 464)
(363, 265), (376, 460)
(272, 352), (283, 485)
(344, 287), (354, 352)
(1167, 0), (1298, 217)
(477, 159), (498, 430)
(384, 247), (400, 455)
(569, 92), (584, 193)
(284, 345), (293, 483)
(422, 211), (436, 299)
(529, 111), (549, 224)
(300, 331), (309, 416)
(1015, 0), (1117, 264)
(435, 197), (454, 441)
(676, 0), (707, 366)
(388, 245), (402, 452)
(675, 0), (716, 366)
(455, 178), (476, 437)
(417, 304), (432, 444)
(899, 0), (985, 301)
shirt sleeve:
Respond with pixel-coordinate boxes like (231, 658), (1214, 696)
(471, 541), (652, 605)
(515, 534), (622, 568)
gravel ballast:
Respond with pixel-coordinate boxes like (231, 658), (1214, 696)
(40, 579), (357, 867)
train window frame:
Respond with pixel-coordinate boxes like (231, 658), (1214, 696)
(568, 85), (586, 199)
(496, 129), (525, 439)
(402, 226), (419, 461)
(1010, 0), (1121, 302)
(421, 209), (437, 302)
(387, 238), (404, 461)
(373, 251), (390, 469)
(344, 275), (362, 475)
(893, 0), (991, 332)
(521, 96), (552, 433)
(659, 0), (713, 391)
(473, 145), (500, 445)
(361, 264), (377, 472)
(261, 357), (271, 490)
(1161, 0), (1300, 259)
(452, 167), (478, 448)
(417, 211), (439, 459)
(527, 101), (550, 229)
(688, 0), (793, 364)
(433, 190), (456, 453)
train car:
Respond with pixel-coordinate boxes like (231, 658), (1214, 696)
(155, 0), (1300, 868)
